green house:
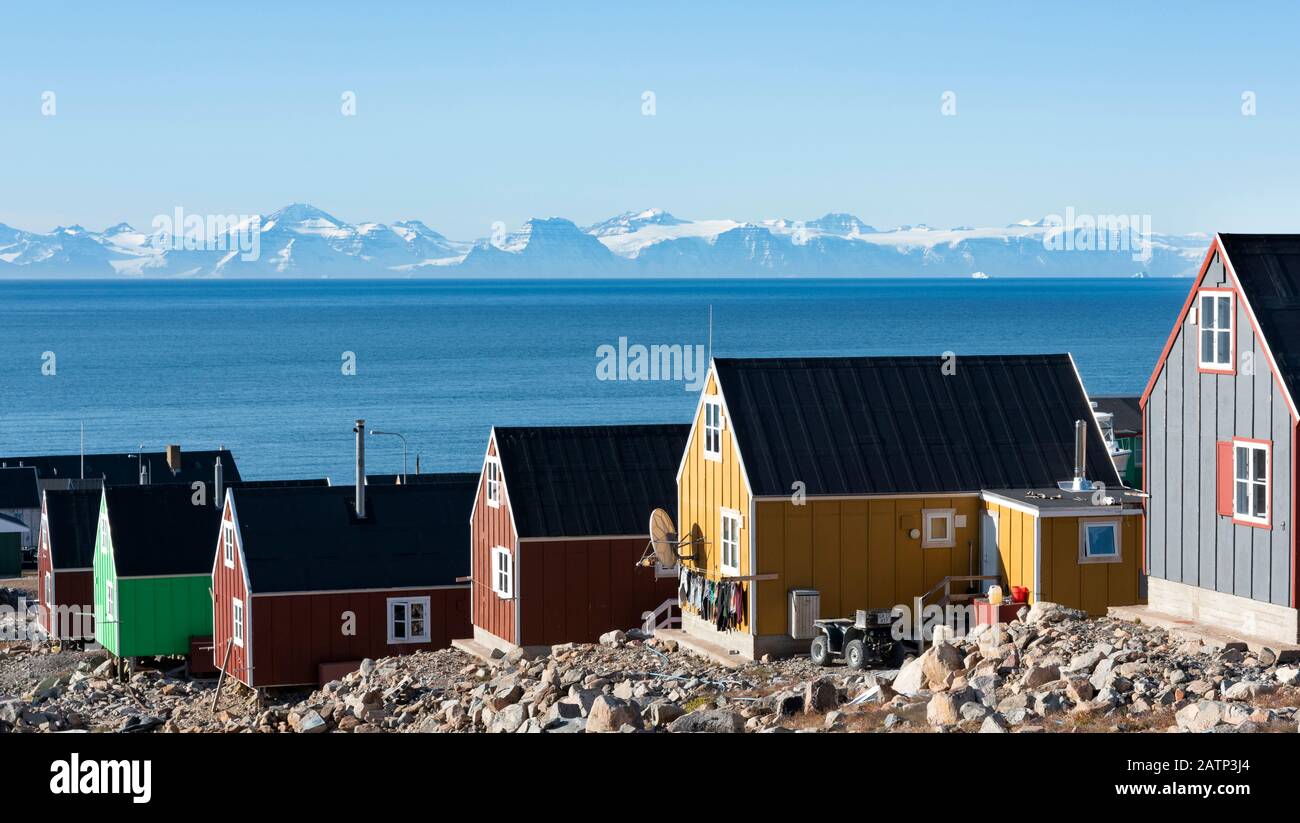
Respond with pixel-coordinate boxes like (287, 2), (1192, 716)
(93, 484), (218, 658)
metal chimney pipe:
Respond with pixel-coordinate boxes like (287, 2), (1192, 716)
(354, 419), (366, 518)
(1073, 419), (1087, 485)
(214, 456), (224, 509)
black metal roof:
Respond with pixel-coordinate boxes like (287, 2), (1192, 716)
(102, 479), (314, 577)
(492, 425), (690, 538)
(103, 484), (224, 578)
(0, 450), (241, 487)
(229, 474), (477, 593)
(712, 354), (1122, 497)
(0, 466), (40, 509)
(1092, 396), (1142, 438)
(1219, 234), (1300, 404)
(44, 489), (102, 569)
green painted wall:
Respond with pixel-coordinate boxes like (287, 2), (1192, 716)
(93, 495), (214, 658)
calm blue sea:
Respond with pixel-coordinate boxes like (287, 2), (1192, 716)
(0, 278), (1186, 482)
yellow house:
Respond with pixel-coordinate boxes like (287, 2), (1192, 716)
(673, 354), (1143, 660)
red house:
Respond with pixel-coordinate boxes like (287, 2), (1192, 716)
(36, 489), (100, 641)
(469, 425), (687, 655)
(214, 474), (475, 688)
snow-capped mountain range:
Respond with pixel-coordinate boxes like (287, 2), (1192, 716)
(0, 203), (1211, 279)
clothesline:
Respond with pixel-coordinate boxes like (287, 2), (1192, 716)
(679, 566), (747, 632)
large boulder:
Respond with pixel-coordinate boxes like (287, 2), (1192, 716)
(586, 695), (641, 733)
(926, 692), (961, 727)
(892, 656), (926, 696)
(804, 677), (839, 714)
(488, 703), (528, 733)
(921, 642), (966, 689)
(667, 709), (745, 733)
(1175, 700), (1225, 733)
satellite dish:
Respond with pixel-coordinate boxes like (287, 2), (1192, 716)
(649, 508), (680, 568)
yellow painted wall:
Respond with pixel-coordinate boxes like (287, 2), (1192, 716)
(754, 496), (980, 636)
(678, 371), (752, 631)
(983, 501), (1144, 616)
(985, 502), (1037, 600)
(1042, 515), (1143, 615)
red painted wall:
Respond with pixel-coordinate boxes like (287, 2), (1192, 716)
(247, 587), (469, 687)
(212, 499), (251, 684)
(471, 436), (517, 644)
(517, 538), (678, 647)
(36, 504), (94, 641)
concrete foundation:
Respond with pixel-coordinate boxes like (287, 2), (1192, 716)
(1146, 576), (1299, 644)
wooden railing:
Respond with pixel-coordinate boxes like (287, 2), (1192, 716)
(912, 574), (1001, 652)
(642, 598), (681, 634)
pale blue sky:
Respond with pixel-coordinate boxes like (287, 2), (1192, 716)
(1, 1), (1297, 238)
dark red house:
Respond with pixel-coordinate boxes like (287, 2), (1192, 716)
(214, 474), (475, 688)
(469, 425), (687, 655)
(36, 488), (101, 641)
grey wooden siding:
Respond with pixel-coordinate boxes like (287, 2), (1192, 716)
(1146, 251), (1294, 606)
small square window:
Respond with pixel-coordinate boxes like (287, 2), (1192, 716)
(1079, 520), (1122, 564)
(387, 596), (431, 644)
(922, 509), (956, 548)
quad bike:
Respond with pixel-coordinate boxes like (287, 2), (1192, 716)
(808, 607), (902, 669)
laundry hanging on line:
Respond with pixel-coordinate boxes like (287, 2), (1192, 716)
(678, 566), (747, 632)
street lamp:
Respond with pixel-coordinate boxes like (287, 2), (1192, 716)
(369, 429), (408, 484)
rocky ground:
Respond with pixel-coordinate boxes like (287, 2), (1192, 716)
(3, 596), (1300, 733)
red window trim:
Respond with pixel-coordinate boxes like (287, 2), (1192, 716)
(1230, 436), (1272, 530)
(1196, 287), (1236, 375)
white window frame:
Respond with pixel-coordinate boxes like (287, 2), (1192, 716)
(491, 546), (514, 598)
(223, 523), (235, 568)
(99, 515), (109, 555)
(231, 597), (245, 647)
(719, 508), (742, 576)
(387, 595), (431, 644)
(1078, 519), (1122, 564)
(105, 579), (115, 622)
(486, 459), (502, 508)
(1197, 289), (1234, 372)
(703, 398), (723, 462)
(44, 570), (53, 607)
(921, 508), (956, 549)
(1233, 439), (1270, 527)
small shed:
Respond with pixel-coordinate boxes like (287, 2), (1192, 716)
(214, 475), (476, 688)
(0, 466), (41, 560)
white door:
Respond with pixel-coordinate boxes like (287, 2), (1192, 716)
(979, 510), (1000, 593)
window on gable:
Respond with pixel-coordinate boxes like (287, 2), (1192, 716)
(704, 398), (723, 461)
(1233, 440), (1270, 526)
(922, 508), (956, 549)
(1198, 290), (1234, 371)
(1079, 519), (1122, 564)
(105, 579), (115, 621)
(492, 546), (514, 598)
(720, 509), (742, 575)
(44, 571), (53, 607)
(486, 459), (501, 508)
(232, 597), (245, 647)
(387, 596), (431, 644)
(223, 523), (235, 568)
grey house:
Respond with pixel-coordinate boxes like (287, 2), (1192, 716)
(1143, 234), (1300, 643)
